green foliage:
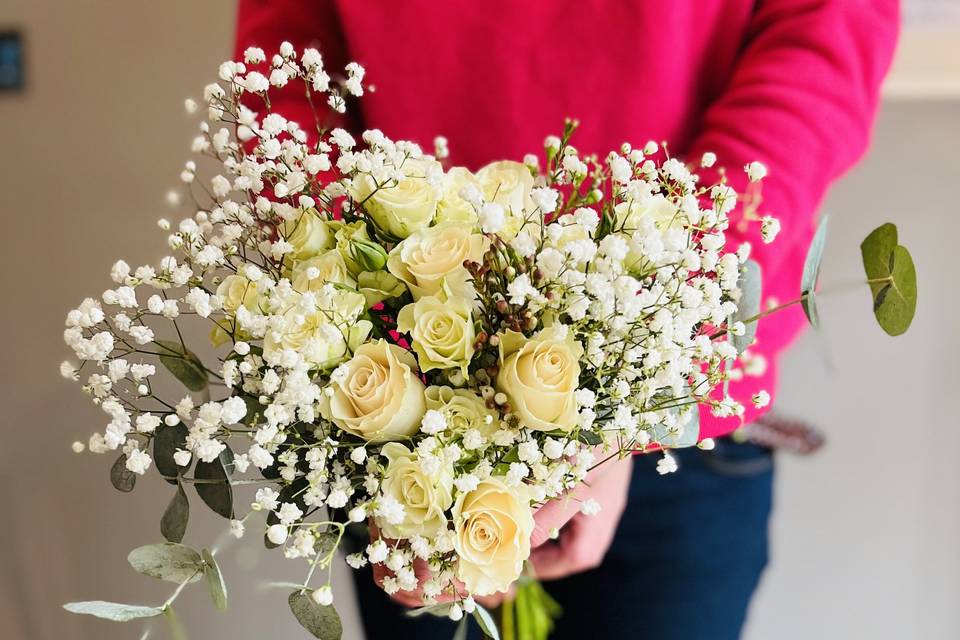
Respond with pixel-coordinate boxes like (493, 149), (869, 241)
(63, 601), (163, 622)
(473, 604), (501, 640)
(649, 405), (700, 449)
(109, 454), (137, 492)
(202, 549), (228, 611)
(127, 543), (204, 584)
(800, 215), (830, 328)
(153, 423), (188, 485)
(194, 446), (234, 519)
(731, 259), (762, 353)
(288, 590), (343, 639)
(161, 481), (189, 543)
(861, 223), (917, 336)
(154, 339), (208, 392)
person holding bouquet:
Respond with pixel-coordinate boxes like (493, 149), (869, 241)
(234, 1), (898, 638)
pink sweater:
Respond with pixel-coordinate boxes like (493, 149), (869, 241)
(235, 0), (899, 439)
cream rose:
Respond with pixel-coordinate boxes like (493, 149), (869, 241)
(278, 208), (336, 261)
(425, 386), (497, 437)
(397, 290), (475, 375)
(614, 194), (681, 230)
(614, 195), (682, 272)
(496, 326), (583, 432)
(377, 442), (454, 538)
(452, 477), (534, 596)
(290, 251), (357, 294)
(349, 158), (442, 239)
(357, 270), (406, 307)
(476, 160), (535, 236)
(215, 275), (260, 313)
(387, 222), (488, 301)
(436, 167), (482, 225)
(319, 340), (426, 442)
(263, 292), (370, 370)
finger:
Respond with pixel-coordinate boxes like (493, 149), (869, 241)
(530, 494), (583, 547)
(530, 517), (603, 581)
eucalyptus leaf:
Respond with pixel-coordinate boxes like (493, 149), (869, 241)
(860, 224), (917, 336)
(575, 430), (602, 446)
(801, 291), (821, 330)
(160, 482), (189, 543)
(405, 602), (454, 618)
(63, 601), (163, 622)
(154, 339), (208, 392)
(110, 454), (137, 492)
(473, 604), (501, 640)
(649, 404), (700, 448)
(288, 590), (343, 640)
(452, 618), (468, 640)
(164, 606), (188, 640)
(153, 423), (188, 485)
(127, 543), (204, 584)
(266, 477), (308, 548)
(202, 549), (228, 611)
(800, 214), (829, 327)
(731, 259), (762, 352)
(194, 446), (234, 519)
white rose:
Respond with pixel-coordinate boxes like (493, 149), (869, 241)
(436, 167), (482, 225)
(387, 223), (488, 301)
(476, 160), (536, 237)
(215, 275), (260, 313)
(349, 158), (441, 239)
(397, 290), (475, 375)
(290, 251), (357, 294)
(452, 477), (534, 596)
(278, 208), (336, 261)
(377, 442), (454, 538)
(496, 326), (583, 432)
(319, 340), (426, 442)
(614, 194), (680, 230)
(263, 292), (370, 370)
(425, 386), (497, 437)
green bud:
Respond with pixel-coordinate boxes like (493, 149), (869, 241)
(349, 237), (388, 272)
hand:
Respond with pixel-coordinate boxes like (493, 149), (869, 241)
(369, 525), (510, 610)
(529, 455), (632, 580)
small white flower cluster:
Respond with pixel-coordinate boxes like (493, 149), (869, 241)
(61, 45), (776, 617)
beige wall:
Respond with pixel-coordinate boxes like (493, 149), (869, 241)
(0, 2), (956, 639)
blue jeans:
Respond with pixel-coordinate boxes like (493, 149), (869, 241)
(349, 438), (774, 640)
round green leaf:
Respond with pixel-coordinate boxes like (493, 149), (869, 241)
(153, 423), (188, 485)
(860, 223), (898, 283)
(161, 482), (190, 543)
(194, 446), (234, 519)
(202, 549), (228, 611)
(731, 259), (762, 352)
(63, 601), (163, 622)
(873, 245), (917, 336)
(860, 223), (917, 336)
(801, 214), (830, 327)
(127, 543), (204, 584)
(154, 339), (208, 392)
(110, 454), (137, 492)
(288, 590), (343, 640)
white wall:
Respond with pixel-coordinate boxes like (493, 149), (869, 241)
(744, 100), (960, 640)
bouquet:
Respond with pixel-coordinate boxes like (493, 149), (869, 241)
(60, 43), (917, 639)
